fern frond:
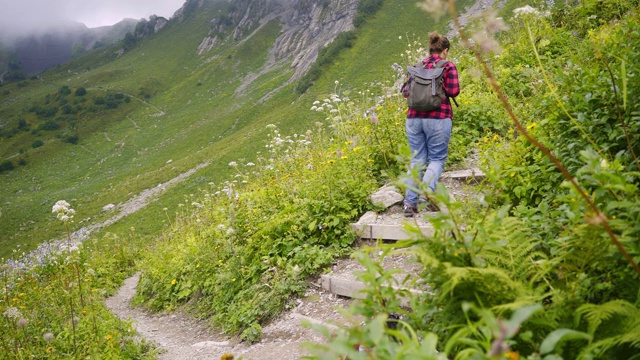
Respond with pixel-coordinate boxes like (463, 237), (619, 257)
(576, 299), (638, 335)
(441, 266), (527, 306)
(576, 301), (640, 360)
(477, 215), (547, 282)
(579, 325), (640, 360)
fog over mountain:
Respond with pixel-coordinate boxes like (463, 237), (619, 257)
(0, 0), (185, 41)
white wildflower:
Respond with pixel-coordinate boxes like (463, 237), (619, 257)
(514, 5), (540, 16)
(52, 200), (75, 223)
(246, 162), (255, 167)
(600, 159), (608, 169)
(3, 307), (21, 319)
(228, 161), (238, 167)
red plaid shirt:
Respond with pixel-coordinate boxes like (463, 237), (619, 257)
(403, 55), (460, 119)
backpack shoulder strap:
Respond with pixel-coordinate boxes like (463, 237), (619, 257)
(435, 59), (448, 68)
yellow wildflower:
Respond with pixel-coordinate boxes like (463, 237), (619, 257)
(341, 156), (348, 160)
(352, 146), (362, 152)
(171, 279), (177, 285)
(526, 122), (538, 130)
(505, 351), (519, 360)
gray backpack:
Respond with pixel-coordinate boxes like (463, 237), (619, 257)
(402, 59), (448, 112)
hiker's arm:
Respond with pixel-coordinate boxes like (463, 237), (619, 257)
(444, 64), (460, 98)
(401, 74), (410, 98)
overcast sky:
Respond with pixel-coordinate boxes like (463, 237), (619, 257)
(0, 0), (186, 35)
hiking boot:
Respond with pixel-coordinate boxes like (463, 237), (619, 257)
(424, 202), (440, 212)
(403, 203), (418, 217)
(418, 197), (439, 212)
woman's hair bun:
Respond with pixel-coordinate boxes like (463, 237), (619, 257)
(429, 32), (441, 44)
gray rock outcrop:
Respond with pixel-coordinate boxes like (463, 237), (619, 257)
(196, 0), (359, 80)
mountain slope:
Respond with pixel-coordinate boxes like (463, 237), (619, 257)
(0, 0), (465, 258)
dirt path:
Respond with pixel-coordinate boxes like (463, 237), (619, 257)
(106, 273), (352, 360)
(103, 167), (481, 359)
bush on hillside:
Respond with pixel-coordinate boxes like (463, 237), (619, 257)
(58, 85), (71, 95)
(0, 159), (14, 173)
(38, 120), (60, 131)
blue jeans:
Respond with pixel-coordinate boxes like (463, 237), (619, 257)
(404, 117), (452, 206)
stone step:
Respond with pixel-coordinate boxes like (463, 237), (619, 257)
(351, 223), (433, 241)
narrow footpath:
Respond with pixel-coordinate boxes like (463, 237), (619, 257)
(105, 168), (483, 360)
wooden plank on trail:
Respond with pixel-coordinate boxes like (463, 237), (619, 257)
(321, 275), (367, 299)
(320, 274), (425, 306)
(442, 168), (485, 182)
(351, 224), (433, 241)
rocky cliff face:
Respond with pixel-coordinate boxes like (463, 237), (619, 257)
(195, 0), (359, 80)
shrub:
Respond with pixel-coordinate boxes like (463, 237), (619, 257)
(75, 87), (87, 96)
(38, 120), (60, 131)
(0, 160), (15, 173)
(59, 85), (71, 95)
(31, 139), (44, 148)
(64, 134), (79, 144)
(17, 118), (29, 131)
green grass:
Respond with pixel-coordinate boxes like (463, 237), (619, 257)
(0, 0), (463, 258)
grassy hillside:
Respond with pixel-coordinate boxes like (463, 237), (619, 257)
(0, 0), (467, 259)
(2, 0), (639, 357)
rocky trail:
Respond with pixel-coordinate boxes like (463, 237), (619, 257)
(105, 168), (484, 360)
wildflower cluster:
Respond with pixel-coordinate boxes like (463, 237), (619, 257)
(52, 200), (75, 223)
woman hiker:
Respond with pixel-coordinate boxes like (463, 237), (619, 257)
(401, 32), (460, 217)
